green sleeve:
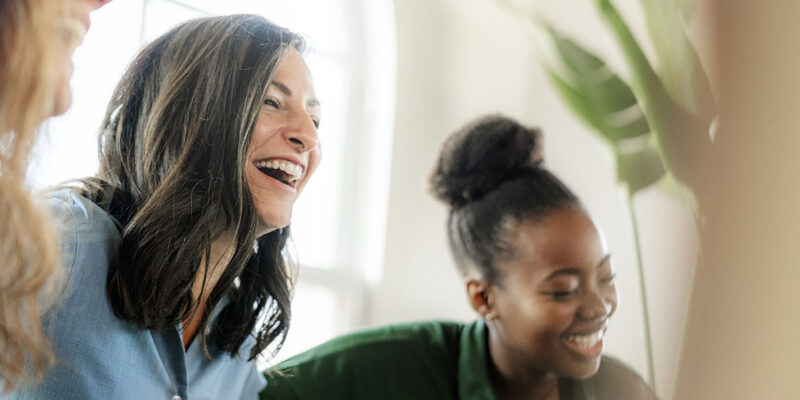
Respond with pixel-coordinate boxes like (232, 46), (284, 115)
(259, 321), (465, 400)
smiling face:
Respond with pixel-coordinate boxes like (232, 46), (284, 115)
(484, 206), (617, 380)
(246, 48), (321, 236)
(52, 0), (111, 115)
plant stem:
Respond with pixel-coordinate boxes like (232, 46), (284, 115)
(627, 190), (656, 391)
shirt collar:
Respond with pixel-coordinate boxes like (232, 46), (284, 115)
(458, 319), (497, 400)
(456, 319), (587, 400)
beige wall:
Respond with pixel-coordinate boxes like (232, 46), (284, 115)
(363, 1), (700, 399)
(674, 1), (800, 398)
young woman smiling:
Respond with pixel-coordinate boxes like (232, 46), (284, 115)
(5, 14), (321, 399)
(261, 115), (655, 400)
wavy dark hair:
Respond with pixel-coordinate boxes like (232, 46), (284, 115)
(81, 15), (304, 360)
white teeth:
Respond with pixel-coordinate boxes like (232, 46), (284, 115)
(565, 329), (605, 349)
(255, 159), (304, 181)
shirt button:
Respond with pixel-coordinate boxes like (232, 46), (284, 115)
(171, 396), (181, 400)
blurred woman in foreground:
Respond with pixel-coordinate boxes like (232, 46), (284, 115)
(0, 0), (110, 391)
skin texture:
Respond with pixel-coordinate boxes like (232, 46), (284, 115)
(53, 0), (111, 115)
(245, 47), (321, 236)
(182, 48), (321, 347)
(466, 206), (617, 399)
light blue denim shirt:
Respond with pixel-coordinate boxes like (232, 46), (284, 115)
(4, 189), (266, 400)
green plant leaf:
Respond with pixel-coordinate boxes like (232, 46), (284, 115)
(595, 0), (712, 192)
(538, 22), (651, 143)
(615, 140), (667, 194)
(639, 0), (715, 118)
(544, 67), (604, 134)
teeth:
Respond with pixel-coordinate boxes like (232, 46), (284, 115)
(565, 329), (605, 349)
(255, 159), (304, 181)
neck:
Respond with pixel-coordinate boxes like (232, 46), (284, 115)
(486, 322), (560, 400)
(181, 235), (236, 349)
(191, 236), (236, 301)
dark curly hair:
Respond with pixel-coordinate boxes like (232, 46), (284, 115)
(429, 114), (578, 284)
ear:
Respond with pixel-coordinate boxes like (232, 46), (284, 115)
(465, 276), (498, 320)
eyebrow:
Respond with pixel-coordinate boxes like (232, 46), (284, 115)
(270, 80), (321, 108)
(544, 254), (612, 280)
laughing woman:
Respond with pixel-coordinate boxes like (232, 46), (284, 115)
(261, 115), (656, 400)
(5, 15), (321, 399)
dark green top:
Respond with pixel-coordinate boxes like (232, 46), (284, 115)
(260, 320), (657, 400)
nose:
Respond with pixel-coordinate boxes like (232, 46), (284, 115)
(577, 288), (615, 322)
(284, 113), (319, 153)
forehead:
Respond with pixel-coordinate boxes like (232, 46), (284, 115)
(502, 207), (607, 278)
(271, 49), (315, 91)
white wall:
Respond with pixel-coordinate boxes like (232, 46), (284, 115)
(365, 1), (699, 399)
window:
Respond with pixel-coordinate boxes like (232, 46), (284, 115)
(29, 0), (396, 366)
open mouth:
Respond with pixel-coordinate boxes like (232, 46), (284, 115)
(565, 329), (604, 349)
(562, 327), (606, 358)
(255, 159), (304, 189)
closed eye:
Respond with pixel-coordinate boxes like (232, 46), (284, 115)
(545, 289), (578, 300)
(600, 273), (616, 285)
(264, 97), (280, 108)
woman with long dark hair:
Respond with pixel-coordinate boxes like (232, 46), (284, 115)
(6, 14), (321, 399)
(261, 115), (655, 400)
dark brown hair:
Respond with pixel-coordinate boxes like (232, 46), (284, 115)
(82, 14), (304, 360)
(429, 115), (578, 284)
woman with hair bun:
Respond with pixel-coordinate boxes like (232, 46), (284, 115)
(261, 115), (656, 400)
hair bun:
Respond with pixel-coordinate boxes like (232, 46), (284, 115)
(429, 114), (543, 209)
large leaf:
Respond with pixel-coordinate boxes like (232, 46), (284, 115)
(538, 22), (651, 143)
(595, 0), (712, 192)
(545, 66), (650, 145)
(639, 0), (715, 118)
(615, 139), (667, 194)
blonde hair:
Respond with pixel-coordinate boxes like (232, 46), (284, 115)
(0, 0), (68, 391)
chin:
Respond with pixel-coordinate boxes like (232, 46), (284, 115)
(565, 359), (602, 380)
(52, 66), (73, 116)
(52, 94), (72, 116)
(255, 211), (291, 236)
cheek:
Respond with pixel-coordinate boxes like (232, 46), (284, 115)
(505, 295), (575, 337)
(537, 303), (579, 333)
(249, 113), (281, 152)
(245, 169), (263, 209)
(498, 301), (574, 361)
(245, 168), (258, 194)
(300, 149), (322, 188)
(606, 285), (619, 316)
(248, 126), (268, 153)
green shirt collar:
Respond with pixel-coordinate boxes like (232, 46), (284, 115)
(458, 320), (496, 400)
